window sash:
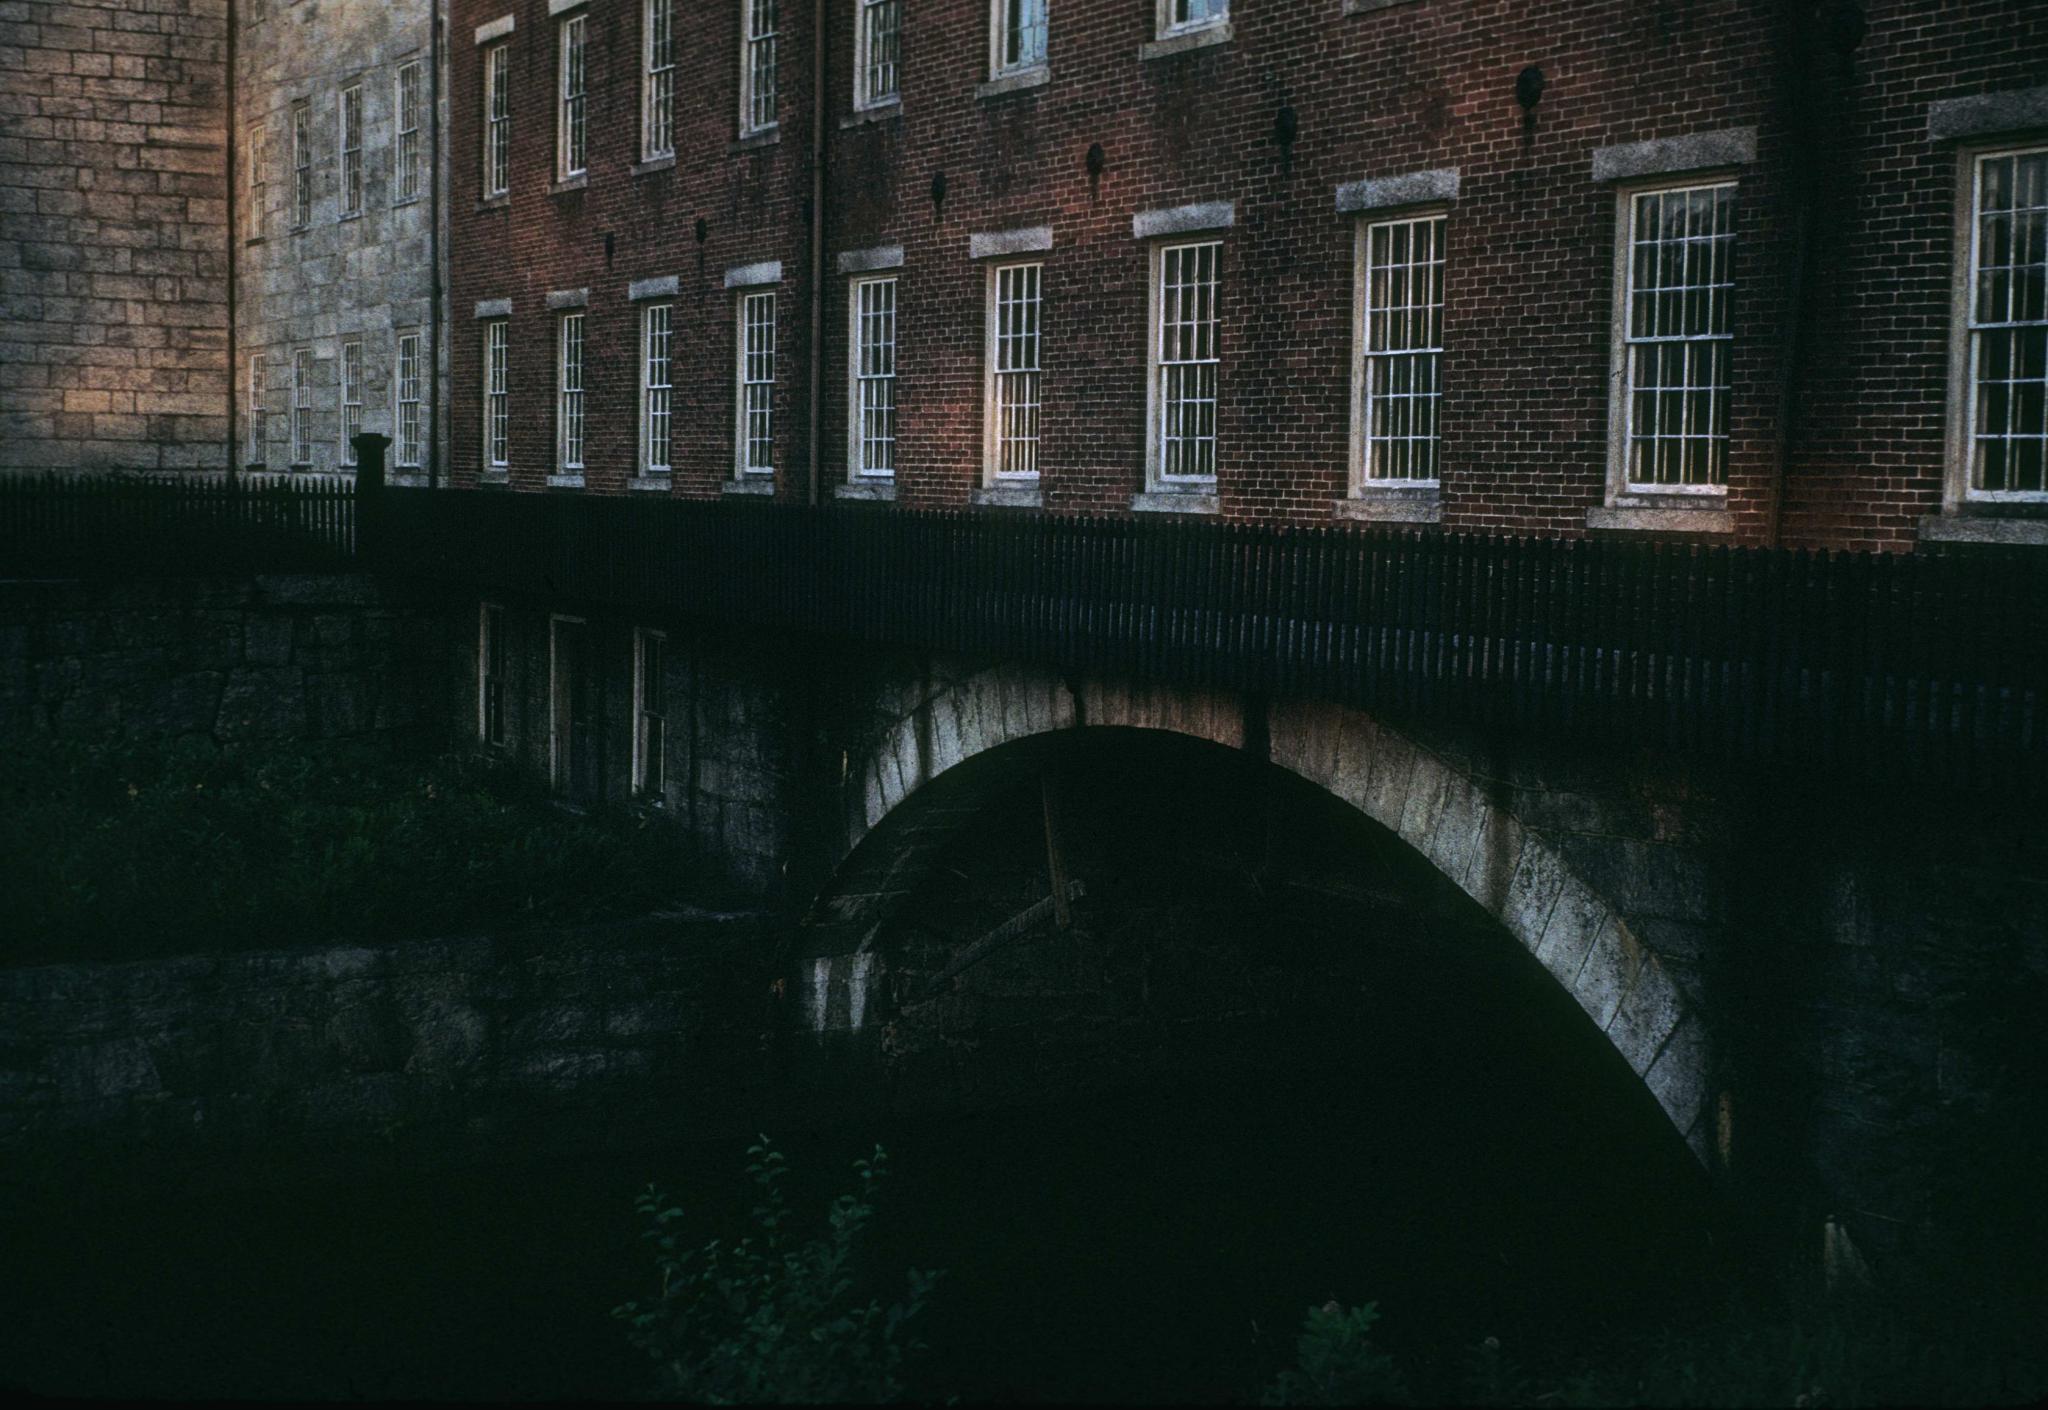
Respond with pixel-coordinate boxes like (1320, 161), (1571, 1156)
(739, 292), (776, 475)
(853, 277), (897, 478)
(339, 339), (363, 465)
(479, 603), (506, 746)
(246, 355), (264, 464)
(743, 0), (779, 133)
(396, 62), (423, 201)
(644, 0), (676, 158)
(634, 630), (666, 796)
(246, 125), (266, 239)
(559, 16), (587, 178)
(291, 349), (313, 465)
(558, 314), (585, 470)
(484, 45), (511, 196)
(396, 332), (423, 468)
(484, 321), (509, 469)
(1160, 0), (1227, 37)
(1360, 213), (1446, 485)
(1154, 241), (1220, 483)
(1966, 147), (2048, 497)
(338, 85), (362, 216)
(643, 303), (673, 473)
(857, 0), (901, 108)
(292, 104), (311, 226)
(1620, 182), (1735, 491)
(987, 263), (1042, 479)
(995, 0), (1047, 73)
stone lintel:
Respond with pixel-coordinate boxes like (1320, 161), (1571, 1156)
(1928, 85), (2048, 143)
(968, 226), (1054, 260)
(627, 274), (678, 302)
(1917, 512), (2048, 546)
(1591, 127), (1756, 183)
(1132, 201), (1234, 240)
(723, 260), (783, 289)
(1586, 504), (1735, 536)
(472, 297), (511, 320)
(836, 245), (904, 275)
(473, 14), (514, 45)
(1334, 168), (1459, 215)
(545, 288), (588, 310)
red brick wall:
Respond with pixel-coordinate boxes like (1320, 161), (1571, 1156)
(446, 0), (2047, 552)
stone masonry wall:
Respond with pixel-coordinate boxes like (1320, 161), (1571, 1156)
(0, 574), (442, 744)
(0, 0), (231, 472)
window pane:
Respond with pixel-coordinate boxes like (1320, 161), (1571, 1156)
(1623, 182), (1734, 487)
(992, 263), (1042, 477)
(1970, 151), (2048, 493)
(1362, 213), (1445, 483)
(1157, 243), (1220, 480)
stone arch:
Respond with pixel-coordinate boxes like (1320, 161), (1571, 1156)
(805, 663), (1714, 1164)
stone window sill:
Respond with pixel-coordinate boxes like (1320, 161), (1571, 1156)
(546, 472), (585, 490)
(1140, 23), (1231, 62)
(392, 195), (423, 209)
(725, 477), (775, 496)
(835, 480), (897, 502)
(1132, 489), (1218, 515)
(978, 67), (1049, 101)
(627, 474), (671, 492)
(839, 101), (902, 130)
(551, 173), (588, 195)
(476, 194), (510, 213)
(972, 483), (1042, 509)
(244, 235), (266, 247)
(731, 126), (779, 153)
(1334, 490), (1441, 524)
(1917, 512), (2048, 546)
(1585, 504), (1733, 536)
(633, 153), (676, 176)
(339, 209), (362, 222)
(388, 471), (429, 488)
(479, 469), (510, 487)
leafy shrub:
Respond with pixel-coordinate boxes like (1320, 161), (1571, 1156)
(612, 1139), (941, 1405)
(1260, 1301), (1407, 1406)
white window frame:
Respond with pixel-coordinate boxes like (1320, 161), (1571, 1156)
(1351, 208), (1447, 491)
(483, 319), (510, 471)
(558, 312), (585, 471)
(547, 612), (588, 795)
(1950, 143), (2048, 505)
(338, 82), (363, 217)
(1157, 0), (1227, 40)
(632, 626), (667, 800)
(854, 0), (901, 112)
(395, 60), (424, 203)
(990, 0), (1047, 79)
(849, 274), (898, 480)
(641, 302), (674, 475)
(1146, 239), (1221, 487)
(737, 291), (777, 478)
(740, 0), (779, 136)
(290, 349), (314, 467)
(291, 101), (312, 227)
(246, 353), (264, 465)
(643, 0), (676, 160)
(1606, 178), (1737, 500)
(984, 261), (1043, 483)
(395, 330), (424, 468)
(483, 42), (511, 198)
(558, 14), (587, 180)
(245, 122), (267, 239)
(478, 601), (507, 747)
(339, 338), (363, 466)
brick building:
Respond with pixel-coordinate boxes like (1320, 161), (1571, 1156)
(443, 0), (2047, 552)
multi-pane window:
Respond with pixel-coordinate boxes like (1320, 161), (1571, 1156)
(856, 0), (901, 109)
(338, 83), (363, 217)
(738, 293), (777, 476)
(742, 0), (778, 134)
(644, 0), (676, 159)
(484, 43), (511, 197)
(642, 303), (674, 474)
(1153, 241), (1220, 482)
(291, 349), (314, 465)
(634, 629), (666, 798)
(339, 339), (363, 466)
(245, 123), (267, 239)
(1160, 0), (1227, 35)
(1360, 213), (1446, 485)
(246, 354), (264, 465)
(1966, 148), (2048, 495)
(558, 314), (585, 471)
(395, 331), (423, 468)
(395, 61), (423, 202)
(483, 319), (509, 470)
(479, 603), (506, 747)
(852, 276), (897, 478)
(558, 15), (587, 179)
(987, 263), (1042, 479)
(1617, 182), (1735, 489)
(291, 102), (312, 226)
(993, 0), (1047, 75)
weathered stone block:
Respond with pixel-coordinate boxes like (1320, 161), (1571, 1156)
(214, 664), (305, 740)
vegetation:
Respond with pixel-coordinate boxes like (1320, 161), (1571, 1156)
(1, 734), (684, 965)
(612, 1139), (941, 1405)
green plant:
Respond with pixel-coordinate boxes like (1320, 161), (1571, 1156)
(1260, 1300), (1408, 1406)
(612, 1138), (942, 1404)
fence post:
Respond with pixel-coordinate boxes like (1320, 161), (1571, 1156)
(351, 432), (389, 567)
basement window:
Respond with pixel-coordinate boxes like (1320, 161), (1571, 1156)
(478, 602), (506, 747)
(633, 628), (667, 800)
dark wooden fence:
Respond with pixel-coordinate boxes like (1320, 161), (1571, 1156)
(5, 469), (2044, 793)
(0, 473), (356, 576)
